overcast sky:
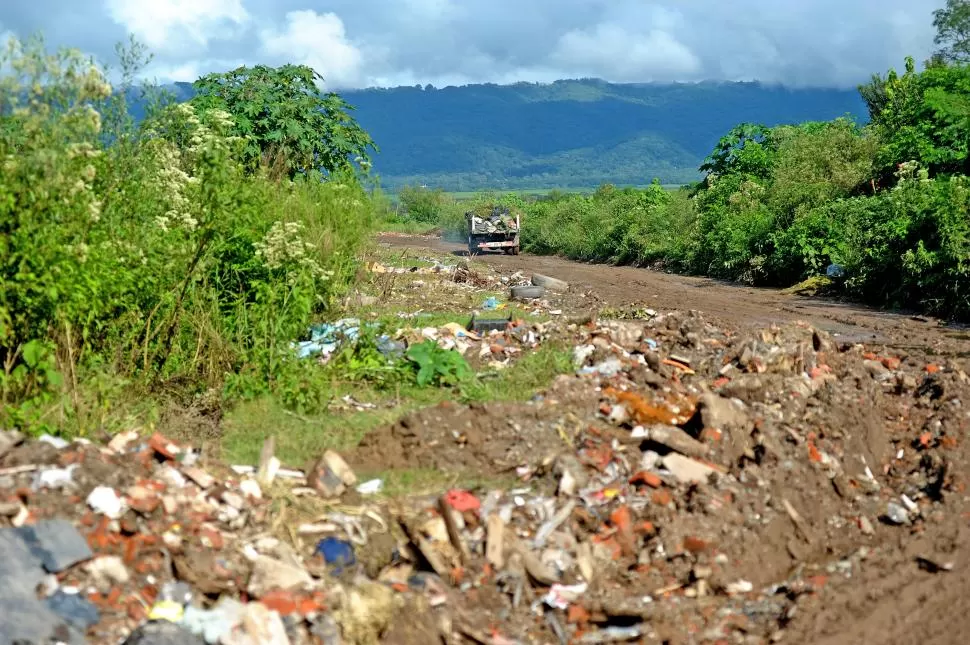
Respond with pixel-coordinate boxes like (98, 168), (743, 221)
(0, 0), (941, 90)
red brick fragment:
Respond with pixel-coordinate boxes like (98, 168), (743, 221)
(567, 604), (590, 625)
(651, 489), (673, 506)
(148, 433), (180, 460)
(629, 471), (662, 488)
(260, 589), (299, 616)
(683, 536), (711, 554)
(127, 600), (146, 622)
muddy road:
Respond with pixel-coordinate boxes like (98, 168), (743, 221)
(380, 234), (970, 362)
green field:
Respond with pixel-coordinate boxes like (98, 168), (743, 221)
(390, 184), (688, 203)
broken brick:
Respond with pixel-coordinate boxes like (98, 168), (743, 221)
(198, 525), (225, 550)
(629, 471), (663, 488)
(651, 489), (673, 506)
(683, 536), (711, 554)
(148, 432), (181, 460)
(127, 599), (147, 622)
(259, 589), (299, 616)
(567, 604), (590, 625)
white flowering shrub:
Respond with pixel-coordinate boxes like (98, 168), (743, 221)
(0, 35), (377, 431)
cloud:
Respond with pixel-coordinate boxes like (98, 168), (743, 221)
(552, 24), (701, 81)
(0, 0), (945, 89)
(259, 10), (364, 88)
(103, 0), (250, 52)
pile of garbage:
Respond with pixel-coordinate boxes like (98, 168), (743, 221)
(468, 206), (519, 235)
(292, 313), (555, 370)
(2, 306), (966, 644)
(365, 258), (458, 275)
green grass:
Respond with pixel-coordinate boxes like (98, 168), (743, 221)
(443, 185), (686, 201)
(219, 343), (573, 469)
(355, 306), (552, 330)
(378, 219), (440, 235)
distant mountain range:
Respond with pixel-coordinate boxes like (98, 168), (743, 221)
(155, 78), (869, 191)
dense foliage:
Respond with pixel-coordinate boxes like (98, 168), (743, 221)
(191, 64), (376, 179)
(0, 36), (378, 431)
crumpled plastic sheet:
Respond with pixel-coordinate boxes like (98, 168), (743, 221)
(293, 319), (405, 360)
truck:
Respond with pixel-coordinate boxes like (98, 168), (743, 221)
(466, 205), (521, 256)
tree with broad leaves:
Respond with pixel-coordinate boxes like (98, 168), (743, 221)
(933, 0), (970, 64)
(698, 123), (777, 181)
(190, 64), (377, 180)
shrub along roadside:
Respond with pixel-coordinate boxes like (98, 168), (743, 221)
(0, 35), (378, 433)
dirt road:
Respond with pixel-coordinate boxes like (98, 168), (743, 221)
(380, 234), (970, 361)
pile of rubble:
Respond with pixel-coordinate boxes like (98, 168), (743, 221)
(468, 207), (520, 235)
(2, 305), (966, 644)
(310, 262), (576, 369)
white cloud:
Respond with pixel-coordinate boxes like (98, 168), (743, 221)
(103, 0), (250, 52)
(146, 61), (201, 82)
(259, 10), (364, 88)
(553, 24), (701, 81)
(1, 0), (943, 89)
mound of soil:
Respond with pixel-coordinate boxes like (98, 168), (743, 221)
(347, 385), (599, 476)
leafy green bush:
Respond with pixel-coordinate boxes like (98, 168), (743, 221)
(521, 183), (676, 265)
(833, 168), (970, 315)
(406, 340), (472, 387)
(397, 185), (450, 224)
(0, 35), (377, 432)
(862, 57), (970, 179)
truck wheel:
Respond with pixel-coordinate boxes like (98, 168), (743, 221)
(511, 245), (520, 256)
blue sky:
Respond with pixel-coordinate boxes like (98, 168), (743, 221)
(0, 0), (940, 89)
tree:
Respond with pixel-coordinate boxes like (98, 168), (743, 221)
(190, 64), (377, 179)
(698, 123), (777, 181)
(865, 57), (970, 177)
(858, 72), (890, 121)
(933, 0), (970, 63)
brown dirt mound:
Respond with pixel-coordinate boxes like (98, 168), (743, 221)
(346, 389), (598, 476)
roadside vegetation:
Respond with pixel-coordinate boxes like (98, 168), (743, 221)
(0, 34), (576, 446)
(0, 35), (384, 432)
(394, 3), (970, 321)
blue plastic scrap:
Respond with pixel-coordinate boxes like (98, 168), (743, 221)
(294, 318), (362, 359)
(16, 519), (93, 573)
(377, 336), (407, 359)
(294, 319), (406, 361)
(315, 537), (356, 574)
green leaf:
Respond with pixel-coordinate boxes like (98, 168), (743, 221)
(22, 340), (44, 368)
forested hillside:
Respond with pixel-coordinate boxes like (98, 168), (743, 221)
(162, 79), (868, 190)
